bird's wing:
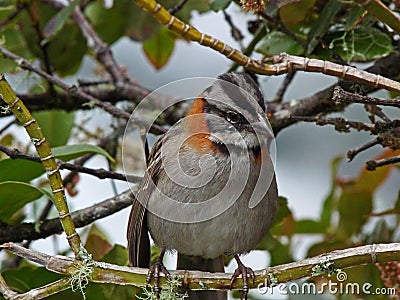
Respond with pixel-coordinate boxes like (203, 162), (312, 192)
(127, 136), (164, 267)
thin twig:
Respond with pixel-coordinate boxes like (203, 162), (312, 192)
(0, 145), (140, 182)
(223, 10), (244, 48)
(0, 118), (15, 135)
(366, 155), (400, 170)
(72, 5), (129, 83)
(290, 115), (374, 133)
(274, 71), (297, 102)
(0, 3), (25, 28)
(347, 138), (380, 161)
(333, 86), (400, 107)
(364, 104), (392, 123)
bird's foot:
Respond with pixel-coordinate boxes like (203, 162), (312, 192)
(146, 250), (171, 297)
(230, 255), (255, 300)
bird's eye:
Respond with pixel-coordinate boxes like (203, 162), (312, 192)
(226, 111), (241, 124)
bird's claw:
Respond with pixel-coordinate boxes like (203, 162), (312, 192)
(230, 262), (255, 300)
(146, 260), (171, 297)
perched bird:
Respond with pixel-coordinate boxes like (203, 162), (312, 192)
(127, 72), (278, 299)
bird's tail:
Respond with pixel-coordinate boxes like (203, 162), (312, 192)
(177, 254), (227, 300)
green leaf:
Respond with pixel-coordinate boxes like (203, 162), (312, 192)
(307, 0), (342, 54)
(271, 196), (291, 227)
(0, 158), (44, 182)
(210, 0), (231, 11)
(326, 26), (393, 62)
(143, 27), (175, 69)
(52, 144), (115, 162)
(42, 0), (80, 45)
(279, 0), (316, 27)
(1, 266), (63, 293)
(345, 5), (366, 31)
(86, 0), (131, 44)
(172, 0), (210, 22)
(256, 31), (303, 57)
(18, 2), (87, 76)
(337, 190), (372, 237)
(100, 244), (129, 265)
(0, 28), (33, 73)
(0, 181), (51, 221)
(269, 240), (293, 266)
(295, 219), (326, 234)
(320, 156), (343, 229)
(32, 110), (74, 147)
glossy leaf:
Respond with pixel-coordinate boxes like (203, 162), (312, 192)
(256, 31), (303, 57)
(33, 110), (75, 147)
(0, 159), (44, 182)
(143, 27), (175, 69)
(0, 181), (51, 221)
(326, 27), (393, 62)
(86, 0), (132, 44)
(52, 143), (115, 162)
(42, 0), (80, 45)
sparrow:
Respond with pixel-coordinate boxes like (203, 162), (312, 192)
(127, 72), (278, 299)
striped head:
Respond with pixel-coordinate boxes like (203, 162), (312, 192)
(185, 72), (272, 152)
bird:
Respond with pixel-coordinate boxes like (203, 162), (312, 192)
(127, 72), (278, 300)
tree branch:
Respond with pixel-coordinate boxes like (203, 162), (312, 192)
(0, 145), (140, 183)
(333, 86), (400, 108)
(1, 242), (400, 297)
(0, 188), (136, 244)
(134, 0), (400, 92)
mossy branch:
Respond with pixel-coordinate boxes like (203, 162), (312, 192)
(0, 74), (82, 257)
(1, 242), (400, 299)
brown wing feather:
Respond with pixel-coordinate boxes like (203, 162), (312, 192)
(127, 136), (164, 267)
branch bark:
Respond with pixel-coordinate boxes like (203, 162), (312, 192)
(0, 189), (136, 244)
(1, 242), (400, 299)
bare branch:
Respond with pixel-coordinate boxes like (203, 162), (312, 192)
(347, 139), (380, 161)
(290, 115), (374, 133)
(0, 145), (140, 182)
(366, 155), (400, 170)
(333, 86), (400, 108)
(0, 189), (136, 244)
